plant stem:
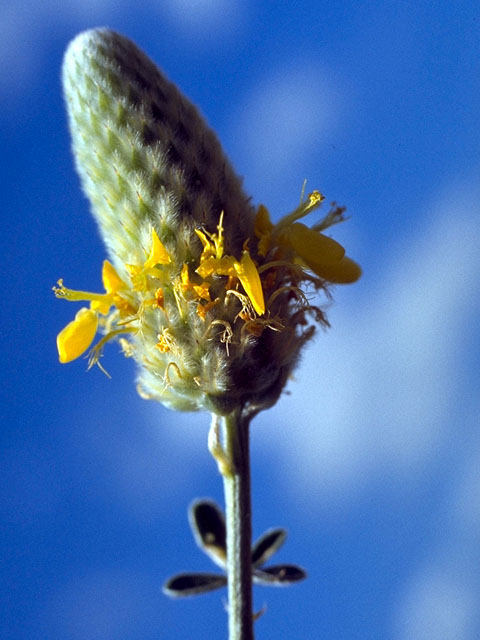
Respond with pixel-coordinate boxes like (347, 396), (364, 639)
(220, 410), (254, 640)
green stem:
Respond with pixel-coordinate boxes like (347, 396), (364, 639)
(220, 410), (254, 640)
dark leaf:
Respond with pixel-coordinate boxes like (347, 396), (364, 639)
(253, 564), (307, 586)
(163, 572), (227, 598)
(189, 499), (227, 568)
(251, 528), (287, 568)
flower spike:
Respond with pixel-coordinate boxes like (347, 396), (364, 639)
(57, 29), (361, 638)
(57, 27), (361, 414)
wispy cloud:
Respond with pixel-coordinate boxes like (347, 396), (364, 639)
(160, 0), (245, 39)
(230, 61), (343, 187)
(254, 178), (480, 505)
(43, 568), (161, 640)
(247, 176), (480, 635)
(394, 567), (478, 640)
(393, 402), (480, 639)
(0, 0), (244, 97)
(0, 0), (122, 97)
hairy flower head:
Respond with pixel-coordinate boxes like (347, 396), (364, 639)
(56, 29), (361, 415)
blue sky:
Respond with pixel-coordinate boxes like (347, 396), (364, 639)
(2, 1), (480, 639)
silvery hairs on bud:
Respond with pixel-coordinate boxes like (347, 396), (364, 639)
(61, 29), (324, 416)
(63, 29), (254, 268)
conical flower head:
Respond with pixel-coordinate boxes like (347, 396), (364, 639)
(57, 28), (360, 415)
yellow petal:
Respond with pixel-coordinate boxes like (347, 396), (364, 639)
(308, 256), (362, 284)
(180, 263), (191, 289)
(195, 214), (225, 260)
(254, 204), (274, 237)
(234, 252), (265, 316)
(102, 260), (126, 294)
(144, 229), (171, 270)
(156, 335), (171, 352)
(56, 308), (98, 363)
(195, 228), (213, 252)
(288, 223), (345, 266)
(196, 256), (237, 279)
(89, 298), (111, 315)
(254, 205), (274, 257)
(193, 283), (211, 301)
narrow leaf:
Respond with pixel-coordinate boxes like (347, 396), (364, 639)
(251, 528), (287, 568)
(163, 572), (227, 598)
(253, 564), (307, 586)
(189, 499), (227, 568)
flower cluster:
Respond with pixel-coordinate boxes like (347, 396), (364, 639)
(57, 29), (360, 416)
(55, 187), (360, 411)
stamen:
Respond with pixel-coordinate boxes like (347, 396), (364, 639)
(241, 316), (284, 340)
(267, 285), (310, 309)
(53, 280), (111, 306)
(206, 320), (234, 355)
(163, 362), (183, 388)
(313, 203), (347, 232)
(276, 190), (325, 229)
(87, 327), (137, 372)
(225, 289), (255, 321)
(156, 328), (176, 353)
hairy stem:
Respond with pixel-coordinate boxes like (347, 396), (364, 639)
(218, 410), (254, 640)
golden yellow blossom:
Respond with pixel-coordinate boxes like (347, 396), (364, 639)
(54, 259), (134, 363)
(127, 229), (171, 290)
(254, 191), (361, 285)
(195, 214), (265, 316)
(56, 308), (98, 363)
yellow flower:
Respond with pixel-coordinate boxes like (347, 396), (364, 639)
(126, 229), (171, 291)
(55, 191), (360, 371)
(195, 214), (265, 316)
(54, 187), (361, 414)
(54, 230), (175, 365)
(54, 219), (267, 370)
(54, 259), (135, 364)
(56, 308), (98, 363)
(254, 190), (361, 285)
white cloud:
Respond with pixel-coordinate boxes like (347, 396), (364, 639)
(231, 62), (342, 183)
(392, 415), (480, 638)
(394, 568), (478, 640)
(0, 0), (122, 96)
(0, 0), (244, 97)
(391, 398), (480, 639)
(254, 178), (480, 506)
(0, 3), (37, 94)
(63, 387), (210, 522)
(44, 569), (158, 640)
(161, 0), (244, 37)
